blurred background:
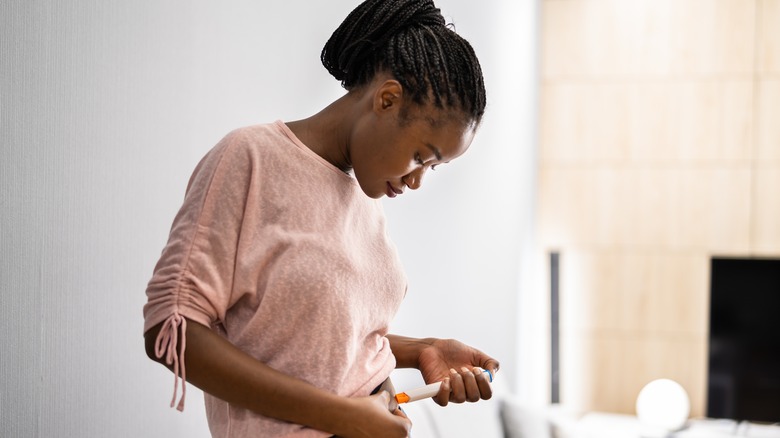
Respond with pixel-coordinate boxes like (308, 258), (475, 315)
(539, 0), (780, 420)
(1, 0), (778, 437)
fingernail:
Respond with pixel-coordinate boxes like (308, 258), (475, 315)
(450, 368), (458, 374)
(461, 367), (471, 374)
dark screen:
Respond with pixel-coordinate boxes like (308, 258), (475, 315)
(708, 258), (780, 422)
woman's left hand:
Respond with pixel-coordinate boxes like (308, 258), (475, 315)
(416, 338), (499, 406)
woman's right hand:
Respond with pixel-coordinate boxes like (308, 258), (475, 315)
(336, 391), (411, 438)
(146, 319), (410, 437)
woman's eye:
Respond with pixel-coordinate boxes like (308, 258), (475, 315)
(414, 152), (437, 170)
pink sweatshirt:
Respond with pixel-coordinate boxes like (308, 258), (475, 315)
(144, 121), (407, 437)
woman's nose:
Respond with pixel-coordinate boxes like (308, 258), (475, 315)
(404, 166), (426, 190)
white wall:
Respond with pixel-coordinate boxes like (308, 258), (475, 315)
(0, 1), (538, 436)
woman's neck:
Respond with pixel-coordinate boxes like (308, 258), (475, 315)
(286, 92), (363, 173)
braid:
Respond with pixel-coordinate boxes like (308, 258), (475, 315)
(321, 0), (486, 124)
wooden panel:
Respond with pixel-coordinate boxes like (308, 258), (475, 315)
(676, 169), (752, 253)
(537, 168), (622, 248)
(537, 168), (664, 248)
(542, 0), (755, 78)
(560, 332), (626, 413)
(628, 82), (753, 164)
(759, 0), (780, 73)
(559, 250), (623, 332)
(540, 81), (754, 165)
(539, 83), (631, 164)
(757, 80), (780, 163)
(537, 168), (752, 251)
(540, 0), (771, 420)
(560, 332), (707, 417)
(560, 250), (709, 335)
(753, 167), (780, 254)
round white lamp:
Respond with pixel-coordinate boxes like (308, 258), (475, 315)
(636, 379), (690, 435)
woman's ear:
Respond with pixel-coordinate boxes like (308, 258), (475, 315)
(374, 79), (404, 113)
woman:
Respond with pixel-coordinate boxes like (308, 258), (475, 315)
(143, 0), (498, 436)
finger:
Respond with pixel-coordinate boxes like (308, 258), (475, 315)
(482, 358), (500, 377)
(448, 368), (466, 403)
(434, 377), (451, 406)
(393, 409), (412, 437)
(393, 405), (409, 420)
(460, 367), (480, 403)
(392, 409), (412, 436)
(384, 395), (412, 435)
(378, 390), (398, 413)
(473, 367), (494, 400)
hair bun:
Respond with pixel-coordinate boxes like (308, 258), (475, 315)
(322, 0), (444, 87)
(321, 0), (486, 123)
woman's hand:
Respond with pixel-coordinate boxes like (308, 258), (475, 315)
(337, 391), (411, 438)
(146, 320), (411, 437)
(387, 335), (499, 407)
(415, 338), (499, 406)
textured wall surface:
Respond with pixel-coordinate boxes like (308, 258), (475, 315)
(538, 0), (780, 417)
(0, 1), (537, 436)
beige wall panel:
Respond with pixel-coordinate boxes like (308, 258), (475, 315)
(542, 0), (755, 78)
(537, 168), (591, 247)
(560, 332), (707, 417)
(560, 333), (626, 413)
(539, 83), (631, 164)
(559, 250), (623, 332)
(538, 168), (751, 250)
(560, 250), (709, 335)
(676, 169), (752, 253)
(542, 0), (765, 421)
(537, 168), (634, 247)
(757, 80), (780, 163)
(759, 0), (780, 73)
(540, 81), (753, 165)
(541, 0), (601, 78)
(628, 81), (753, 164)
(537, 168), (670, 247)
(537, 168), (581, 248)
(618, 253), (709, 335)
(752, 167), (780, 254)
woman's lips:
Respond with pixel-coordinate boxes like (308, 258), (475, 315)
(386, 182), (402, 198)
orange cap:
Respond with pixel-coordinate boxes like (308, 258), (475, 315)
(394, 393), (410, 404)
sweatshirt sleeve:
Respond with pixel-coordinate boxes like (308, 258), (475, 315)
(143, 128), (255, 410)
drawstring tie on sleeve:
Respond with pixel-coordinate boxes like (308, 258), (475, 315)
(154, 313), (188, 411)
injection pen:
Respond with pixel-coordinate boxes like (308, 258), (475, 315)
(394, 368), (493, 404)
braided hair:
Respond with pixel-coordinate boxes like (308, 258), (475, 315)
(321, 0), (486, 125)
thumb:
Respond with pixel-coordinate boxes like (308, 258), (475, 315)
(482, 358), (500, 379)
(378, 390), (399, 413)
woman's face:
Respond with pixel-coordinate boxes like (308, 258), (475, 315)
(349, 84), (476, 199)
